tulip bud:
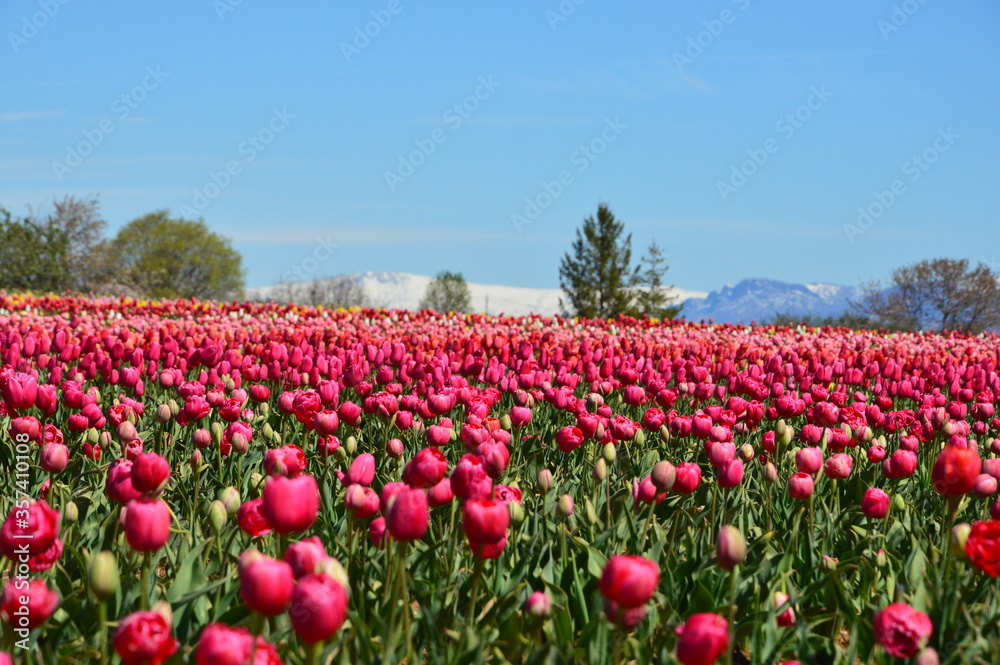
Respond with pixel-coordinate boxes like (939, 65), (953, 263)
(250, 472), (264, 491)
(508, 501), (525, 525)
(602, 442), (616, 463)
(345, 436), (357, 455)
(951, 523), (971, 559)
(89, 551), (119, 599)
(593, 458), (607, 482)
(634, 429), (645, 446)
(155, 404), (172, 424)
(386, 438), (404, 458)
(716, 525), (746, 571)
(262, 423), (275, 441)
(916, 647), (940, 665)
(188, 450), (202, 470)
(524, 591), (552, 619)
(875, 548), (887, 569)
(584, 498), (599, 525)
(209, 500), (228, 533)
(64, 500), (79, 524)
(659, 425), (671, 443)
(151, 600), (173, 625)
(776, 420), (793, 447)
(558, 494), (574, 517)
(651, 460), (675, 492)
(258, 401), (270, 418)
(892, 494), (906, 512)
(333, 446), (349, 463)
(500, 414), (512, 431)
(586, 393), (604, 410)
(87, 427), (100, 445)
(211, 422), (224, 446)
(218, 487), (241, 515)
(168, 399), (179, 417)
(763, 462), (778, 484)
(536, 468), (553, 494)
(738, 443), (755, 462)
(317, 557), (350, 593)
(821, 555), (839, 573)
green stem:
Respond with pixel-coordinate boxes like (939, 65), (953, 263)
(98, 600), (109, 665)
(466, 556), (486, 629)
(304, 641), (322, 665)
(140, 552), (151, 610)
(726, 566), (738, 665)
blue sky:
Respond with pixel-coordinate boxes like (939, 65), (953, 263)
(2, 0), (998, 292)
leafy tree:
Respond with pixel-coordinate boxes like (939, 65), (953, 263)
(630, 239), (682, 319)
(559, 204), (643, 319)
(420, 271), (472, 313)
(850, 258), (1000, 333)
(0, 208), (68, 293)
(111, 211), (245, 300)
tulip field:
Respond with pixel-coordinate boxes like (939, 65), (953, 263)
(2, 294), (1000, 665)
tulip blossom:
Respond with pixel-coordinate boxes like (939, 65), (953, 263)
(113, 610), (179, 665)
(873, 603), (933, 658)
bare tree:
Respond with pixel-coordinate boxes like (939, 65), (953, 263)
(850, 258), (1000, 333)
(27, 195), (120, 293)
(271, 275), (372, 308)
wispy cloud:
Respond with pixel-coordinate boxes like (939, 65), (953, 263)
(234, 226), (510, 246)
(704, 47), (995, 62)
(0, 110), (65, 122)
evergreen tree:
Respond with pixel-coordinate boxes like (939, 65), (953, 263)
(558, 204), (641, 319)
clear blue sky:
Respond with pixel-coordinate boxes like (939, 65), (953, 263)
(3, 0), (998, 292)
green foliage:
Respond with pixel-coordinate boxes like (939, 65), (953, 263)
(110, 211), (245, 300)
(0, 207), (69, 293)
(420, 270), (473, 313)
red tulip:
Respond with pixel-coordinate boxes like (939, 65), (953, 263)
(787, 472), (814, 500)
(113, 610), (179, 665)
(873, 603), (933, 658)
(402, 447), (448, 488)
(462, 497), (509, 546)
(773, 592), (796, 627)
(285, 536), (328, 579)
(931, 445), (981, 496)
(123, 498), (172, 552)
(427, 478), (455, 506)
(386, 487), (429, 542)
(599, 555), (659, 608)
(131, 453), (171, 494)
(824, 453), (853, 480)
(344, 453), (376, 487)
(0, 579), (59, 629)
(965, 520), (1000, 577)
(861, 487), (890, 519)
(236, 499), (272, 537)
(263, 444), (307, 478)
(555, 425), (585, 452)
(106, 458), (142, 504)
(262, 474), (319, 534)
(451, 454), (493, 500)
(794, 447), (823, 475)
(0, 499), (60, 558)
(675, 613), (729, 665)
(194, 623), (282, 665)
(289, 573), (349, 644)
(673, 462), (702, 494)
(239, 550), (294, 615)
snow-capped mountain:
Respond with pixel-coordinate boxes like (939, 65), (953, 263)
(248, 272), (859, 324)
(681, 278), (861, 324)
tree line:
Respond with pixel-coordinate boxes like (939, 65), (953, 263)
(0, 196), (244, 300)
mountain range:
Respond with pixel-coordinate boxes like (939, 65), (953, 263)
(248, 271), (861, 325)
